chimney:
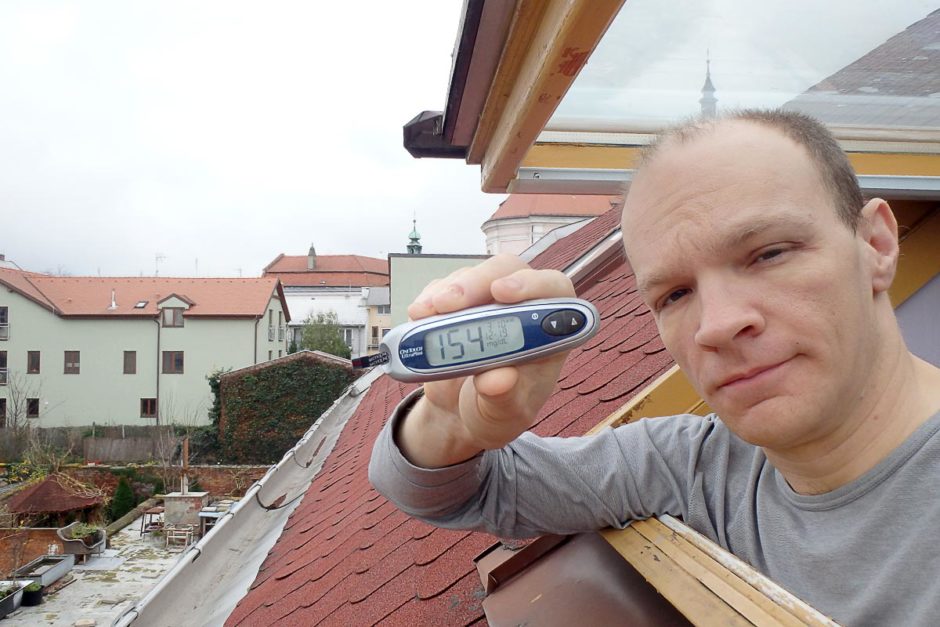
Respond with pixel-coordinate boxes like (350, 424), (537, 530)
(307, 244), (317, 270)
(108, 289), (118, 310)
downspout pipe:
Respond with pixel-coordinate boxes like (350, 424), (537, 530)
(154, 317), (161, 426)
(253, 316), (260, 364)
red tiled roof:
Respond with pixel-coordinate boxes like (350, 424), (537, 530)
(0, 267), (56, 312)
(263, 254), (389, 288)
(6, 476), (103, 514)
(273, 272), (390, 288)
(486, 194), (618, 222)
(528, 200), (624, 271)
(0, 267), (286, 318)
(228, 205), (675, 626)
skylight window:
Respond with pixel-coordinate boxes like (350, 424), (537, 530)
(135, 301), (148, 309)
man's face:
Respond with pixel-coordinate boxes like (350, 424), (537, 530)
(622, 122), (878, 451)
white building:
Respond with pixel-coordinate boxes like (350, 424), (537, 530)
(262, 247), (389, 359)
(481, 194), (620, 255)
(0, 264), (290, 427)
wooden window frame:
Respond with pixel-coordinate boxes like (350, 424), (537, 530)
(162, 308), (184, 328)
(162, 351), (184, 374)
(27, 351), (40, 374)
(140, 398), (157, 418)
(124, 350), (137, 375)
(64, 350), (80, 375)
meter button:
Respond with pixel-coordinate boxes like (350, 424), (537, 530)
(542, 310), (586, 336)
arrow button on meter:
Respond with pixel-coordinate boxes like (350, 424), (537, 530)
(541, 310), (587, 336)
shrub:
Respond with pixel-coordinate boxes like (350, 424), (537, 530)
(109, 476), (136, 522)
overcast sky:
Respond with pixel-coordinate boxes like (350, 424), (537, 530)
(0, 1), (502, 277)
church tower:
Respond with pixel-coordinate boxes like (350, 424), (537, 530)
(699, 53), (718, 118)
(407, 218), (422, 254)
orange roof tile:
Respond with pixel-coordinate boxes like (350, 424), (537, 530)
(228, 204), (677, 626)
(486, 194), (619, 222)
(263, 254), (389, 288)
(0, 267), (56, 312)
(0, 268), (286, 318)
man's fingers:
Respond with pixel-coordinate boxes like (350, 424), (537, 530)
(430, 254), (529, 313)
(491, 268), (575, 303)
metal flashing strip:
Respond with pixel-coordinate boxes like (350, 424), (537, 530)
(857, 175), (940, 199)
(511, 167), (631, 195)
(513, 167), (940, 199)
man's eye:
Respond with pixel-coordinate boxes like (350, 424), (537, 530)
(755, 248), (785, 263)
(660, 288), (690, 309)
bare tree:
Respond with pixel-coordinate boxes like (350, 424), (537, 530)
(1, 371), (41, 461)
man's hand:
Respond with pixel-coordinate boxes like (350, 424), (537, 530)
(397, 254), (576, 468)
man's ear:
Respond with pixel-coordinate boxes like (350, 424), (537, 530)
(858, 198), (899, 294)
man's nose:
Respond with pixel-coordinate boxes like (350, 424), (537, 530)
(692, 279), (765, 350)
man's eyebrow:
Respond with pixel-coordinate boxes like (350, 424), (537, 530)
(635, 214), (816, 296)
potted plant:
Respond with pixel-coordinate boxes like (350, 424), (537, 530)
(21, 582), (42, 607)
(0, 580), (27, 618)
(69, 523), (101, 546)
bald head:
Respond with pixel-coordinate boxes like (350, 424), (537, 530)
(632, 109), (863, 232)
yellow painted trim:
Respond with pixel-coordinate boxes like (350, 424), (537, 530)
(521, 143), (940, 175)
(467, 0), (550, 166)
(478, 0), (625, 192)
(585, 365), (707, 435)
(891, 207), (940, 307)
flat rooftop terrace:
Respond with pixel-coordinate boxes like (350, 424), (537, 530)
(4, 514), (185, 626)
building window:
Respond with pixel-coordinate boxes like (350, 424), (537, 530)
(0, 306), (8, 340)
(376, 305), (390, 315)
(278, 350), (282, 358)
(141, 398), (157, 418)
(27, 398), (39, 418)
(268, 350), (273, 361)
(162, 308), (184, 327)
(0, 350), (6, 385)
(343, 328), (354, 347)
(124, 351), (137, 374)
(64, 351), (80, 374)
(162, 351), (184, 374)
(27, 351), (40, 374)
(0, 398), (5, 427)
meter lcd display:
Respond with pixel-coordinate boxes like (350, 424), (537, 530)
(424, 315), (525, 367)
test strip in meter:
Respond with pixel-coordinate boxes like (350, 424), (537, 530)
(354, 298), (599, 382)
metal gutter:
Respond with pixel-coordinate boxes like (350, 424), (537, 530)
(112, 367), (385, 626)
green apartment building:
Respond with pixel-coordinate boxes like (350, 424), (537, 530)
(0, 264), (289, 427)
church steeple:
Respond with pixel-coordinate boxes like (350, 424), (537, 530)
(407, 218), (422, 254)
(699, 52), (718, 118)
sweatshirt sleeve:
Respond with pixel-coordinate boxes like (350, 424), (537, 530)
(368, 388), (721, 538)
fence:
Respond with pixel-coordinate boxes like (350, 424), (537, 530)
(0, 425), (182, 464)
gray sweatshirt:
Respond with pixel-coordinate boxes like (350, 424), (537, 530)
(369, 391), (940, 626)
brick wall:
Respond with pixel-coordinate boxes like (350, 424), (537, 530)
(0, 528), (62, 576)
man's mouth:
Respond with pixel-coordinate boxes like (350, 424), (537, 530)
(716, 358), (793, 391)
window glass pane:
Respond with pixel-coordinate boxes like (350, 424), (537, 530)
(124, 351), (136, 374)
(27, 351), (39, 374)
(549, 1), (940, 134)
(0, 307), (7, 324)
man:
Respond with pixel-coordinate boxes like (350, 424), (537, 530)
(369, 110), (940, 625)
